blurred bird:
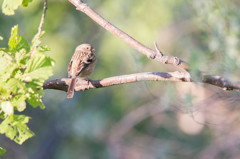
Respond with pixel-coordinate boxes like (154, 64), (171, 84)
(67, 44), (97, 98)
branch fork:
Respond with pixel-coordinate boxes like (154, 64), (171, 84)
(154, 42), (181, 66)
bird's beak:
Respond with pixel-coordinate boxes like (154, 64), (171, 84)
(91, 48), (95, 52)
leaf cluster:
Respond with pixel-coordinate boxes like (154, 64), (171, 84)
(0, 25), (54, 153)
(2, 0), (32, 15)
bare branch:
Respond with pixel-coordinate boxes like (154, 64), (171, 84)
(30, 0), (48, 58)
(43, 72), (240, 92)
(202, 75), (240, 91)
(43, 72), (191, 92)
(68, 0), (189, 71)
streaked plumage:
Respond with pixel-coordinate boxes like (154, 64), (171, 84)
(67, 44), (97, 98)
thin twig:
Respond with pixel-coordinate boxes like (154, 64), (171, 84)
(37, 0), (48, 39)
(68, 0), (189, 71)
(154, 41), (163, 56)
(30, 0), (48, 59)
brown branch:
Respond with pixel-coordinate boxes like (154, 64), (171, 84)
(43, 72), (240, 92)
(43, 72), (191, 92)
(202, 75), (240, 91)
(68, 0), (189, 71)
(30, 0), (48, 59)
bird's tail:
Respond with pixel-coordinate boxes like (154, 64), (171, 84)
(67, 77), (76, 98)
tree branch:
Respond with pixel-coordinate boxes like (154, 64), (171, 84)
(43, 72), (240, 92)
(43, 72), (190, 92)
(68, 0), (189, 71)
(202, 75), (240, 91)
(30, 0), (48, 59)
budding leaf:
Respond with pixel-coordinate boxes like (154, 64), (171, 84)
(8, 25), (30, 54)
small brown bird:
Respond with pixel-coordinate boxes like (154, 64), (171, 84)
(67, 44), (97, 98)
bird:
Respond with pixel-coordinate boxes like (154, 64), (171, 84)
(67, 44), (97, 98)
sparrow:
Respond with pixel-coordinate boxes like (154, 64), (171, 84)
(67, 44), (97, 98)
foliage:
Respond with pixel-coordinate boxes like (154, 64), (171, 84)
(2, 0), (33, 15)
(0, 25), (54, 155)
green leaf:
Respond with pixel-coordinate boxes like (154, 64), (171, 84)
(0, 115), (34, 145)
(8, 25), (30, 54)
(27, 89), (45, 109)
(0, 64), (18, 84)
(24, 53), (53, 81)
(25, 66), (53, 80)
(15, 122), (34, 144)
(1, 0), (33, 15)
(4, 78), (26, 94)
(2, 0), (22, 15)
(31, 36), (41, 48)
(13, 114), (30, 123)
(31, 31), (45, 49)
(15, 49), (28, 65)
(17, 101), (26, 112)
(22, 0), (33, 7)
(0, 115), (17, 140)
(1, 101), (14, 116)
(0, 51), (17, 83)
(0, 147), (6, 156)
(0, 83), (9, 99)
(12, 94), (27, 112)
(38, 45), (51, 52)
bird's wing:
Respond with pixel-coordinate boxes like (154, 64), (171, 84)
(71, 50), (90, 78)
(76, 56), (90, 75)
(68, 50), (84, 78)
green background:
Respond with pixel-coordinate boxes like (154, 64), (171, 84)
(1, 0), (240, 158)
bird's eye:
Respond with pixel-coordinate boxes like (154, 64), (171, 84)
(87, 47), (89, 49)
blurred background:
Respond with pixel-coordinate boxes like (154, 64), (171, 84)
(1, 0), (240, 158)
